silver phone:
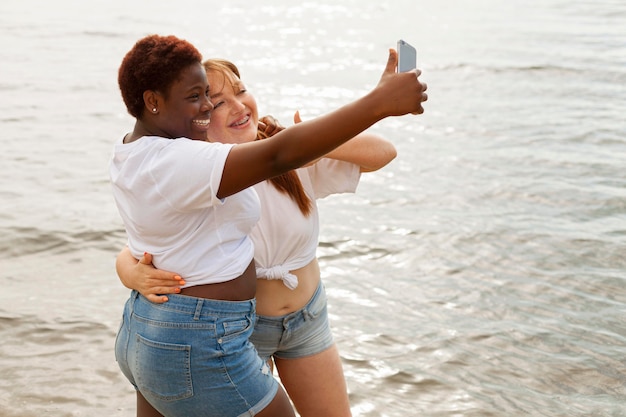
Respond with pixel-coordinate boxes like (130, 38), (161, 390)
(397, 39), (417, 72)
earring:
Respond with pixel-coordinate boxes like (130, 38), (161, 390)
(152, 108), (157, 113)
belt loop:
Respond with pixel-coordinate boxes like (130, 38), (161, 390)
(303, 309), (311, 321)
(193, 299), (203, 320)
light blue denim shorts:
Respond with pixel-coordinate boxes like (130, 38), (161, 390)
(115, 291), (278, 417)
(250, 281), (334, 361)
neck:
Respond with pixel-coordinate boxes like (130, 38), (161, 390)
(125, 120), (164, 144)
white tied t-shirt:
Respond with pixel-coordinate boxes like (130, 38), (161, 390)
(252, 158), (361, 289)
(110, 136), (260, 287)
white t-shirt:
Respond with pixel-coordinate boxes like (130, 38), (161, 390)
(252, 158), (360, 289)
(110, 136), (260, 287)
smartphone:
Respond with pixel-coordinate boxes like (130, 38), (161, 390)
(397, 39), (417, 72)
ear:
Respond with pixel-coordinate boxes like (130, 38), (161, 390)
(143, 90), (159, 114)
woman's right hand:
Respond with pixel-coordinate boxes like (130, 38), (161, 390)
(373, 48), (428, 117)
(116, 248), (184, 304)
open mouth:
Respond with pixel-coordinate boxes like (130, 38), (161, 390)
(230, 115), (250, 127)
(192, 118), (211, 127)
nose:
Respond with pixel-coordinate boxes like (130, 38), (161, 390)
(203, 96), (214, 112)
(233, 99), (246, 113)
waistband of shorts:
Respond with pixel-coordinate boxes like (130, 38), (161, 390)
(255, 280), (324, 324)
(131, 290), (256, 317)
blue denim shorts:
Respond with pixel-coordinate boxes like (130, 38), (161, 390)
(250, 281), (334, 361)
(115, 291), (278, 417)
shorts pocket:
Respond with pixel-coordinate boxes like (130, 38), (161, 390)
(135, 334), (193, 402)
(221, 315), (253, 341)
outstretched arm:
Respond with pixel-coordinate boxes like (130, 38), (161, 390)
(116, 247), (184, 304)
(294, 108), (397, 172)
(217, 48), (427, 198)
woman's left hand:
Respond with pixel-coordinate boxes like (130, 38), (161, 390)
(124, 252), (185, 304)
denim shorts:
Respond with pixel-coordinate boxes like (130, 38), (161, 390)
(250, 281), (334, 361)
(115, 291), (278, 417)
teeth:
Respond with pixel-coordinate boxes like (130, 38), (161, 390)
(233, 115), (250, 126)
(193, 119), (210, 127)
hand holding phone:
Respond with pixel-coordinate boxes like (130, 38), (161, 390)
(397, 39), (417, 73)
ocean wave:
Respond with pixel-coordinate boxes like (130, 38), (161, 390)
(0, 226), (126, 259)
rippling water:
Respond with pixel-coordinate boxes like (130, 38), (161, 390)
(1, 0), (625, 416)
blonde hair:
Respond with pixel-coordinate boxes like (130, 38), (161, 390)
(203, 59), (312, 216)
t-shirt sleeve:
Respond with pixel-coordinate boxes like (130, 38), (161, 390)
(302, 158), (361, 199)
(150, 139), (234, 211)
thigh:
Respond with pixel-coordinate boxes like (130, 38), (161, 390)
(137, 391), (164, 417)
(274, 344), (351, 417)
(255, 385), (296, 417)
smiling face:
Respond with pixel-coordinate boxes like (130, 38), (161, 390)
(205, 67), (259, 144)
(157, 63), (213, 141)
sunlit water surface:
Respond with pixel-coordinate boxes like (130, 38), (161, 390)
(1, 0), (624, 416)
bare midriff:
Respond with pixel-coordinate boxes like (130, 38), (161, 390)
(254, 258), (321, 317)
(180, 260), (257, 301)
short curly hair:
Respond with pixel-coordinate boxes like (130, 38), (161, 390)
(118, 34), (203, 118)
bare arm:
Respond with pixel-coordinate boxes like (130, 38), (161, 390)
(116, 247), (184, 304)
(269, 112), (396, 172)
(217, 49), (427, 198)
(316, 132), (396, 172)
